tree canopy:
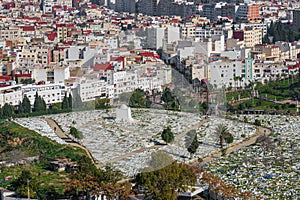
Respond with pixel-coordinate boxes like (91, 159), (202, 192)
(129, 88), (151, 108)
(161, 88), (180, 111)
(161, 126), (174, 144)
(33, 92), (46, 112)
(135, 160), (197, 200)
(215, 123), (232, 149)
(187, 133), (199, 156)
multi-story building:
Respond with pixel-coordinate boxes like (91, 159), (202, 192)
(209, 59), (250, 88)
(32, 67), (70, 84)
(57, 24), (68, 42)
(181, 25), (195, 39)
(236, 3), (248, 21)
(247, 4), (260, 20)
(147, 26), (165, 50)
(293, 9), (300, 31)
(202, 3), (216, 21)
(115, 0), (136, 13)
(77, 79), (112, 102)
(0, 27), (19, 40)
(240, 22), (267, 36)
(137, 0), (158, 16)
(233, 27), (262, 48)
(22, 83), (67, 106)
(254, 44), (280, 61)
(0, 84), (22, 106)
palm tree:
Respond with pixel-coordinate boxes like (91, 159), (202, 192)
(238, 76), (243, 88)
(215, 123), (229, 149)
(233, 76), (238, 89)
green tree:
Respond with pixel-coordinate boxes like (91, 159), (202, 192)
(129, 88), (151, 108)
(18, 101), (24, 114)
(135, 160), (197, 200)
(187, 134), (199, 157)
(69, 126), (82, 139)
(215, 123), (230, 149)
(161, 88), (180, 110)
(15, 74), (19, 84)
(36, 185), (60, 200)
(95, 98), (110, 109)
(11, 170), (35, 198)
(262, 34), (271, 44)
(199, 102), (208, 111)
(61, 94), (69, 110)
(238, 103), (245, 110)
(22, 95), (31, 113)
(254, 119), (261, 126)
(225, 133), (234, 145)
(243, 116), (248, 123)
(68, 94), (72, 109)
(161, 126), (174, 144)
(33, 92), (46, 112)
(2, 103), (14, 118)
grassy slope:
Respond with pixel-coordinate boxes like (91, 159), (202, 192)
(0, 120), (91, 194)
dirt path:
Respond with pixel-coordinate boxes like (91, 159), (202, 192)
(45, 118), (97, 166)
(175, 118), (209, 141)
(229, 97), (252, 106)
(196, 125), (271, 165)
(97, 118), (209, 168)
(45, 116), (267, 171)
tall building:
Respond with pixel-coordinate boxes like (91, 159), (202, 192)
(147, 27), (165, 49)
(137, 0), (158, 16)
(202, 3), (216, 21)
(236, 3), (248, 21)
(115, 0), (137, 13)
(293, 9), (300, 31)
(157, 0), (173, 16)
(233, 27), (262, 48)
(247, 4), (259, 20)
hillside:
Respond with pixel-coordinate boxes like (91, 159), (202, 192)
(0, 120), (93, 198)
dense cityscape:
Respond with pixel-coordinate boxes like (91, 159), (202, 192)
(0, 0), (299, 199)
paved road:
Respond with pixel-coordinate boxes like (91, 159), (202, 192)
(45, 118), (97, 165)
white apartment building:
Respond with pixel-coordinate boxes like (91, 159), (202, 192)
(181, 25), (195, 38)
(147, 26), (180, 50)
(22, 83), (67, 105)
(0, 84), (23, 107)
(195, 27), (212, 39)
(111, 71), (138, 96)
(147, 27), (165, 50)
(209, 60), (244, 89)
(240, 23), (267, 36)
(252, 61), (289, 81)
(77, 79), (112, 102)
(244, 28), (262, 48)
(165, 26), (180, 44)
(32, 67), (70, 84)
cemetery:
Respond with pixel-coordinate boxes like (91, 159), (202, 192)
(204, 114), (300, 199)
(16, 108), (257, 177)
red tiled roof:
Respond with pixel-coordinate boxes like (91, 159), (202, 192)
(110, 56), (124, 62)
(47, 32), (58, 41)
(21, 26), (35, 32)
(16, 74), (32, 78)
(0, 76), (11, 82)
(94, 63), (113, 71)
